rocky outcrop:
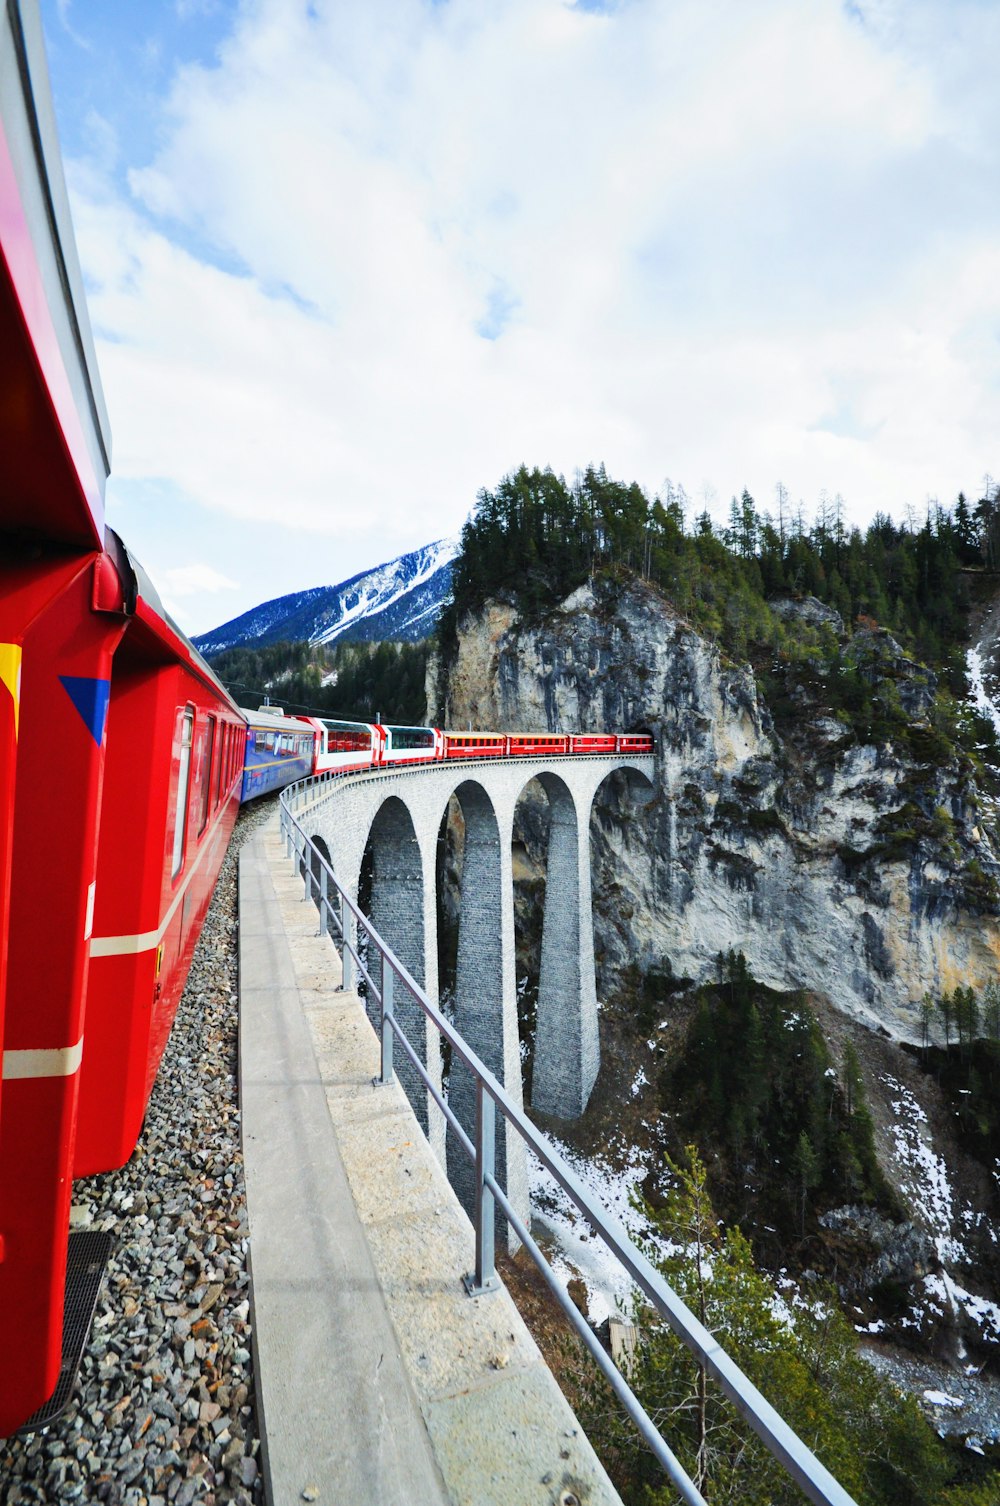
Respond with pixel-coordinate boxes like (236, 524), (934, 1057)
(440, 578), (1000, 1041)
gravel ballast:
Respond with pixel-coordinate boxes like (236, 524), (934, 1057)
(1, 797), (277, 1506)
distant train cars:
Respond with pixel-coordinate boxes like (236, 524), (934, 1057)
(250, 714), (655, 789)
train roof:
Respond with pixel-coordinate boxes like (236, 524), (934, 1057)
(240, 707), (316, 733)
(0, 1), (111, 548)
(101, 531), (243, 717)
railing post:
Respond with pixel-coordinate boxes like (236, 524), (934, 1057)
(340, 893), (353, 991)
(379, 964), (394, 1084)
(463, 1082), (500, 1297)
(318, 865), (328, 937)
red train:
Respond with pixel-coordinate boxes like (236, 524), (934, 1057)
(0, 4), (244, 1434)
(0, 3), (654, 1436)
(296, 716), (653, 777)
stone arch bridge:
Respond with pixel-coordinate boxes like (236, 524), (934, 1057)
(297, 752), (655, 1231)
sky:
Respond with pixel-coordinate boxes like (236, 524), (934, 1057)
(38, 0), (1000, 635)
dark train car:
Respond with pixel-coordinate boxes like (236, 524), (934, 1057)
(0, 0), (243, 1434)
(240, 706), (318, 799)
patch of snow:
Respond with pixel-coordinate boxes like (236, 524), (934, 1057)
(922, 1389), (964, 1410)
(968, 648), (1000, 741)
(630, 1069), (648, 1098)
(527, 1136), (656, 1325)
(913, 1273), (1000, 1347)
(880, 1073), (964, 1263)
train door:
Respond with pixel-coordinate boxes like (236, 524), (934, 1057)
(76, 634), (181, 1178)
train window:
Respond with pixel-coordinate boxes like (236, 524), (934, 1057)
(171, 708), (194, 878)
(213, 719), (224, 809)
(391, 727), (435, 750)
(198, 717), (216, 833)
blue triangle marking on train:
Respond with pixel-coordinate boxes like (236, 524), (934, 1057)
(59, 676), (111, 746)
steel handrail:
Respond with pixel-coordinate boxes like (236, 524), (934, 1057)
(278, 781), (858, 1506)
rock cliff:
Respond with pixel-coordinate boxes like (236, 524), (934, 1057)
(433, 577), (1000, 1042)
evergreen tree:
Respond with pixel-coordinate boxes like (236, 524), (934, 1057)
(580, 1148), (952, 1505)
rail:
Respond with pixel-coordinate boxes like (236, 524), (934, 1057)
(278, 781), (858, 1506)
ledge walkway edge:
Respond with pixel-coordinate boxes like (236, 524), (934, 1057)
(238, 817), (622, 1506)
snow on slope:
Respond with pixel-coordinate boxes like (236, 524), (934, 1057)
(310, 537), (457, 646)
(193, 535), (459, 657)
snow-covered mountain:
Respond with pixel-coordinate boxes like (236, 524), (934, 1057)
(193, 536), (458, 657)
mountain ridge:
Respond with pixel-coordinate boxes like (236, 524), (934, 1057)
(193, 536), (458, 657)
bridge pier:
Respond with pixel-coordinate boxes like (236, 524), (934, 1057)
(366, 798), (436, 1139)
(532, 776), (599, 1120)
(447, 783), (528, 1248)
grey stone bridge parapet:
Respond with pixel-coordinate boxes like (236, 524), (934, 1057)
(295, 753), (656, 1239)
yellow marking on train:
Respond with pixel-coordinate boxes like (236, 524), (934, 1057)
(0, 644), (22, 739)
(242, 755), (312, 772)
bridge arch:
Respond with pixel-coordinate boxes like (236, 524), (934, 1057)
(588, 765), (658, 1004)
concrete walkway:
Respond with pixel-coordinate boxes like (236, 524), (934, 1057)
(238, 817), (622, 1506)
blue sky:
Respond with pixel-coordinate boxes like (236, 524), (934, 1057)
(38, 0), (1000, 634)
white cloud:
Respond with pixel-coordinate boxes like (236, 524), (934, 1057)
(159, 562), (239, 598)
(58, 0), (1000, 625)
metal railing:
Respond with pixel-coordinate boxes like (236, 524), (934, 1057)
(278, 784), (858, 1506)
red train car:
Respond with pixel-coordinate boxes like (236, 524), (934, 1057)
(0, 2), (243, 1434)
(617, 733), (654, 753)
(443, 730), (508, 759)
(569, 734), (617, 754)
(508, 733), (569, 757)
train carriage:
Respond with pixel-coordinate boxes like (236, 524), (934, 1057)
(308, 716), (379, 775)
(569, 733), (617, 754)
(508, 732), (569, 757)
(617, 732), (654, 754)
(240, 706), (317, 800)
(381, 724), (443, 765)
(76, 550), (245, 1177)
(442, 730), (508, 759)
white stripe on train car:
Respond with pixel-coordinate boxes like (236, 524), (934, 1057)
(2, 1038), (84, 1080)
(89, 790), (234, 959)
